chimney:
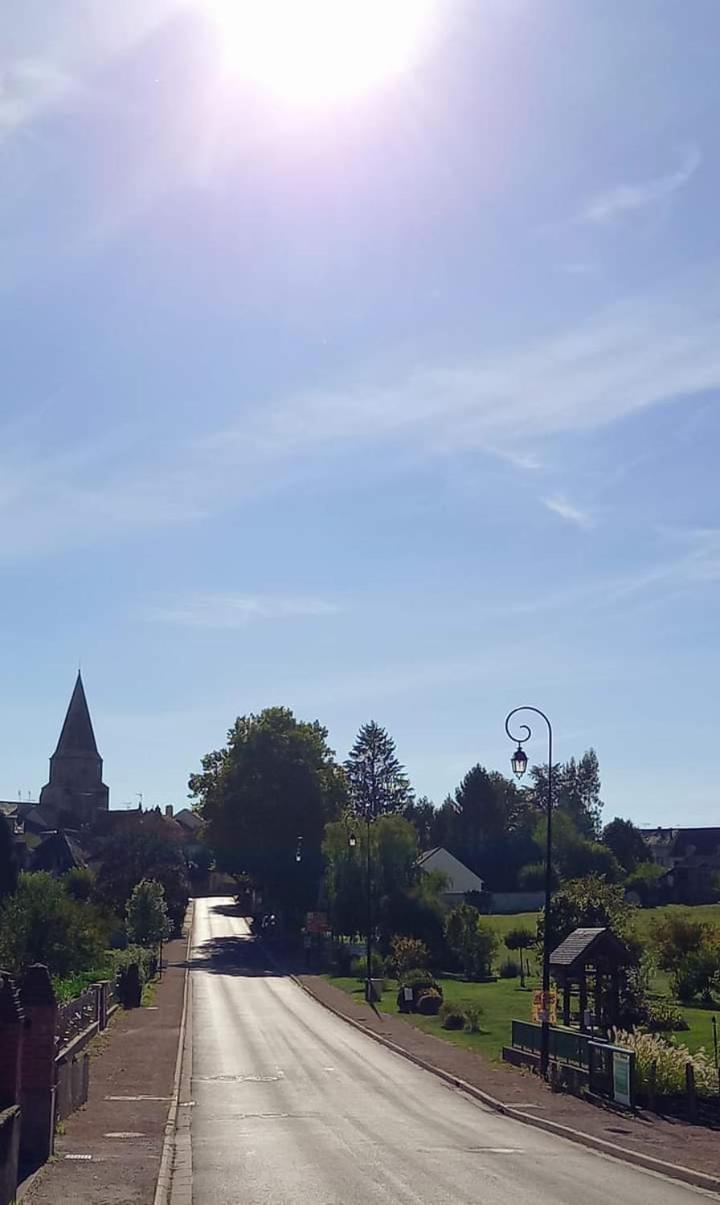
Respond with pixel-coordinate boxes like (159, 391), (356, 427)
(165, 805), (174, 818)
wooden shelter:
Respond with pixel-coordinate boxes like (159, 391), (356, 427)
(550, 927), (634, 1031)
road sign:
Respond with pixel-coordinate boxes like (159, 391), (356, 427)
(531, 989), (557, 1024)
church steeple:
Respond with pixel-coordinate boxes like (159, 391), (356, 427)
(39, 673), (109, 828)
(53, 672), (99, 758)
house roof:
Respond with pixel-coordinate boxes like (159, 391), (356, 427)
(53, 672), (99, 758)
(32, 830), (88, 873)
(641, 827), (720, 857)
(417, 846), (484, 894)
(550, 927), (633, 972)
(174, 808), (203, 832)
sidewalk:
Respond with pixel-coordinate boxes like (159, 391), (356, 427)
(299, 973), (720, 1187)
(23, 933), (188, 1205)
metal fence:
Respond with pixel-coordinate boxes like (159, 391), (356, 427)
(55, 987), (98, 1049)
(511, 1019), (591, 1069)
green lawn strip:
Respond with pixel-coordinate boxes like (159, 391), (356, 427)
(327, 974), (539, 1062)
(327, 968), (718, 1060)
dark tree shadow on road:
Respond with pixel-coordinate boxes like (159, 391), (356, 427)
(185, 935), (282, 977)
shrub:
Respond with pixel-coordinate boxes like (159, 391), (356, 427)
(613, 1029), (718, 1098)
(642, 1000), (689, 1033)
(350, 952), (385, 980)
(439, 1003), (466, 1030)
(444, 904), (498, 979)
(0, 872), (109, 979)
(671, 943), (720, 1005)
(464, 1004), (484, 1033)
(416, 987), (442, 1016)
(399, 967), (435, 988)
(652, 913), (711, 973)
(126, 879), (172, 947)
(63, 867), (95, 903)
(388, 935), (429, 979)
(498, 959), (520, 979)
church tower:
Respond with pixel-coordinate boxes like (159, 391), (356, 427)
(39, 673), (110, 827)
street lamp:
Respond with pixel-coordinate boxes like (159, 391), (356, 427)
(505, 706), (554, 1079)
(347, 811), (374, 1003)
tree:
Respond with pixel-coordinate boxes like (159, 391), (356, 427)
(94, 829), (189, 934)
(63, 866), (94, 902)
(444, 903), (497, 979)
(402, 796), (436, 849)
(624, 861), (666, 904)
(543, 812), (622, 883)
(602, 817), (651, 875)
(539, 874), (636, 953)
(0, 871), (108, 978)
(126, 879), (171, 947)
(0, 813), (17, 900)
(532, 750), (603, 839)
(345, 721), (412, 817)
(190, 707), (345, 923)
(504, 926), (534, 987)
(651, 912), (711, 973)
(443, 765), (536, 890)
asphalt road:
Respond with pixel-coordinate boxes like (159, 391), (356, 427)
(188, 897), (711, 1205)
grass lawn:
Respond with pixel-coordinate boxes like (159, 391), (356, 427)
(327, 903), (720, 1062)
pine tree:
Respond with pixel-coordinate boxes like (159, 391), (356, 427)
(344, 721), (413, 817)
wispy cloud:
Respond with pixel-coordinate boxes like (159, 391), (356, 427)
(0, 3), (177, 141)
(4, 266), (720, 559)
(544, 496), (593, 528)
(579, 146), (701, 226)
(144, 593), (339, 629)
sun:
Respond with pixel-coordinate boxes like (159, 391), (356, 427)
(202, 0), (438, 105)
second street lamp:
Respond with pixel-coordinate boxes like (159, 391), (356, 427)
(505, 706), (554, 1080)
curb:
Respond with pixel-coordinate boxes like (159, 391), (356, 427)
(152, 902), (194, 1205)
(291, 973), (720, 1198)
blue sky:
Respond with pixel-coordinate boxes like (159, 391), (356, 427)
(2, 0), (720, 826)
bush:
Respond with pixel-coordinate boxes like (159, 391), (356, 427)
(652, 913), (711, 973)
(439, 1003), (466, 1030)
(498, 959), (520, 979)
(464, 1004), (484, 1033)
(350, 952), (385, 980)
(613, 1029), (718, 1098)
(642, 1000), (689, 1033)
(126, 879), (171, 947)
(444, 904), (498, 979)
(388, 935), (429, 979)
(416, 987), (442, 1016)
(0, 872), (109, 979)
(399, 967), (435, 989)
(671, 944), (720, 1005)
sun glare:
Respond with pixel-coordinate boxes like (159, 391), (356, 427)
(203, 0), (437, 105)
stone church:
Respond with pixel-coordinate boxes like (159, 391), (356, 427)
(38, 672), (110, 828)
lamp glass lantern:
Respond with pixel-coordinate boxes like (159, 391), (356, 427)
(511, 744), (528, 779)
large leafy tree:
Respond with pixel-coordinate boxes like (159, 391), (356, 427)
(190, 707), (345, 920)
(602, 817), (651, 875)
(344, 721), (412, 817)
(0, 813), (17, 900)
(538, 874), (636, 953)
(94, 829), (189, 934)
(402, 796), (436, 849)
(532, 750), (603, 839)
(442, 765), (536, 890)
(0, 871), (108, 978)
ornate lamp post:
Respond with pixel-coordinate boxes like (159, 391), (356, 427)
(347, 812), (374, 1002)
(505, 706), (554, 1079)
